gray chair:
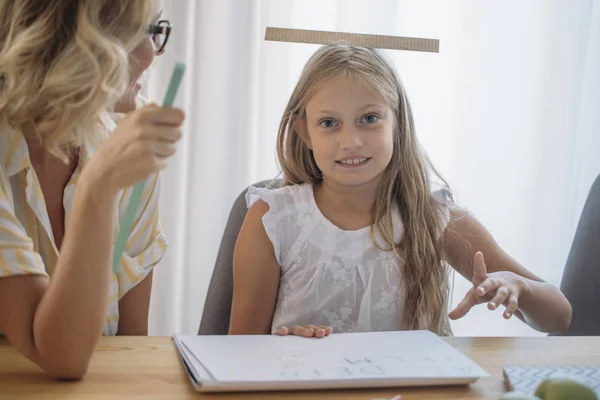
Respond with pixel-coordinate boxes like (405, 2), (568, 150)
(555, 175), (600, 335)
(198, 179), (280, 335)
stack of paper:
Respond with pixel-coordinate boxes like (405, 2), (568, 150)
(173, 330), (488, 392)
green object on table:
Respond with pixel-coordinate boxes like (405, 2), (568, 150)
(535, 377), (598, 400)
(111, 62), (186, 273)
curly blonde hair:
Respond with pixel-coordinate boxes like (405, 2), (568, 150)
(277, 45), (453, 335)
(0, 0), (157, 159)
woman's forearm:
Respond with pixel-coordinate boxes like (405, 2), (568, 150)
(32, 175), (117, 379)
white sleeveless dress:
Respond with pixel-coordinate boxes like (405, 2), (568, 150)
(246, 183), (452, 334)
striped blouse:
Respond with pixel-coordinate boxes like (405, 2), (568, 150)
(0, 127), (167, 335)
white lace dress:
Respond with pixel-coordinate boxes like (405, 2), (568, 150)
(246, 183), (452, 334)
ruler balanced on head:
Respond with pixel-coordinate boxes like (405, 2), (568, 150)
(264, 27), (439, 53)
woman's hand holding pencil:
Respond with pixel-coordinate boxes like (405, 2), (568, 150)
(83, 104), (184, 195)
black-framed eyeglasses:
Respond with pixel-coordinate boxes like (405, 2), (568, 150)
(148, 20), (171, 55)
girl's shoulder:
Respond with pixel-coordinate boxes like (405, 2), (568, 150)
(245, 182), (314, 217)
(244, 182), (315, 266)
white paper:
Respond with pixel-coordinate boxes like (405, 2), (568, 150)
(173, 330), (488, 391)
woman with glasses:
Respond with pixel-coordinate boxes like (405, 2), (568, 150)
(0, 1), (181, 379)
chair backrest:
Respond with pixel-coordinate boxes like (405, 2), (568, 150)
(555, 175), (600, 335)
(198, 179), (280, 335)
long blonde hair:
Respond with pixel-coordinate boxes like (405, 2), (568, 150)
(277, 45), (452, 335)
(0, 0), (156, 159)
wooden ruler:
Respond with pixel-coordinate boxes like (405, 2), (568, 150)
(265, 27), (439, 53)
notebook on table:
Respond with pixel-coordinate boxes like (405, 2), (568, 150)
(172, 330), (489, 393)
(504, 365), (600, 396)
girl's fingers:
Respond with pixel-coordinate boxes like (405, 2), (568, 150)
(477, 276), (500, 297)
(504, 294), (519, 319)
(275, 326), (289, 336)
(314, 329), (326, 338)
(318, 326), (332, 337)
(276, 325), (332, 338)
(290, 325), (315, 337)
(472, 251), (488, 285)
(448, 288), (477, 320)
(307, 325), (330, 338)
(488, 286), (509, 310)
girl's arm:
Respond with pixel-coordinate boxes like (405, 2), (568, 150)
(445, 205), (572, 333)
(229, 199), (333, 339)
(229, 200), (281, 334)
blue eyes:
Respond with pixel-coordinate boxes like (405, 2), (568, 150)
(320, 119), (338, 128)
(361, 115), (379, 124)
(318, 115), (379, 128)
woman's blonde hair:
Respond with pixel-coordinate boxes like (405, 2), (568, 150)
(0, 0), (157, 159)
(277, 45), (453, 335)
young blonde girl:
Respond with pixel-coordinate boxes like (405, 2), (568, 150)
(0, 1), (182, 378)
(229, 45), (571, 338)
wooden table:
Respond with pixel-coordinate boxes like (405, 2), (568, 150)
(1, 336), (599, 399)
